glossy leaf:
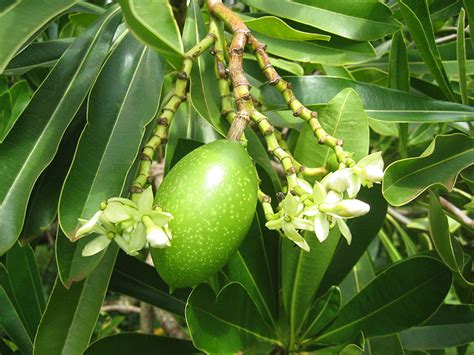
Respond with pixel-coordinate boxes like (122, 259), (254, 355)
(465, 0), (474, 49)
(318, 186), (387, 295)
(0, 80), (31, 143)
(282, 229), (340, 347)
(0, 8), (121, 255)
(366, 335), (404, 355)
(0, 286), (32, 354)
(118, 0), (183, 68)
(84, 333), (197, 355)
(240, 14), (330, 42)
(457, 8), (468, 105)
(6, 244), (45, 338)
(316, 256), (452, 344)
(185, 283), (278, 353)
(20, 109), (85, 243)
(294, 88), (369, 170)
(109, 252), (189, 316)
(182, 0), (226, 135)
(59, 32), (164, 239)
(0, 0), (76, 73)
(260, 76), (474, 123)
(383, 134), (474, 206)
(399, 304), (474, 349)
(4, 39), (73, 76)
(300, 286), (341, 341)
(223, 214), (278, 330)
(256, 32), (375, 66)
(399, 0), (455, 101)
(33, 246), (118, 355)
(240, 0), (399, 41)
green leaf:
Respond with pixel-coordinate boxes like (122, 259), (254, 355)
(21, 109), (85, 243)
(182, 0), (226, 135)
(282, 229), (340, 348)
(0, 286), (32, 355)
(457, 8), (469, 105)
(366, 335), (404, 355)
(240, 14), (330, 42)
(300, 286), (341, 341)
(84, 333), (197, 354)
(109, 252), (190, 316)
(399, 0), (455, 101)
(118, 0), (183, 68)
(383, 134), (474, 206)
(0, 0), (77, 73)
(399, 304), (474, 350)
(294, 88), (369, 170)
(316, 256), (452, 344)
(244, 53), (304, 77)
(260, 76), (474, 123)
(4, 39), (73, 76)
(0, 8), (121, 256)
(388, 31), (409, 157)
(6, 244), (45, 338)
(223, 214), (278, 331)
(464, 0), (474, 49)
(59, 32), (164, 238)
(185, 283), (278, 353)
(0, 80), (31, 143)
(240, 0), (399, 41)
(338, 252), (376, 306)
(255, 32), (376, 66)
(33, 245), (117, 355)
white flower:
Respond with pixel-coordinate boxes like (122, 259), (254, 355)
(322, 168), (360, 198)
(265, 193), (313, 252)
(353, 151), (384, 187)
(76, 211), (103, 240)
(146, 225), (172, 248)
(320, 199), (370, 218)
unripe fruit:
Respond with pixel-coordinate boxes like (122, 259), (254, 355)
(151, 140), (258, 289)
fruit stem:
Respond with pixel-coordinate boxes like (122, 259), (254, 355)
(258, 189), (277, 221)
(129, 32), (217, 201)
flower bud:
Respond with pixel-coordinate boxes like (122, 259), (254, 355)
(360, 165), (384, 184)
(76, 211), (102, 239)
(321, 199), (370, 218)
(324, 169), (352, 193)
(146, 226), (171, 248)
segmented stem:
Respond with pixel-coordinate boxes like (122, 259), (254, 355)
(130, 33), (217, 201)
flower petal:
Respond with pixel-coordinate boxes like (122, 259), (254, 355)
(265, 218), (283, 231)
(75, 211), (102, 239)
(282, 193), (301, 217)
(137, 186), (154, 213)
(336, 218), (352, 245)
(293, 217), (314, 231)
(314, 213), (330, 243)
(148, 210), (173, 226)
(283, 224), (310, 252)
(103, 202), (135, 223)
(313, 181), (327, 204)
(128, 222), (147, 253)
(347, 174), (361, 199)
(82, 235), (111, 257)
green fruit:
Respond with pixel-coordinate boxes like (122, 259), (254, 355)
(151, 140), (258, 288)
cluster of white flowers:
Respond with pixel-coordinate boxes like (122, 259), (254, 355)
(75, 187), (173, 257)
(265, 152), (384, 251)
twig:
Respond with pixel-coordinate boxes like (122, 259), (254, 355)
(439, 196), (473, 228)
(101, 305), (141, 314)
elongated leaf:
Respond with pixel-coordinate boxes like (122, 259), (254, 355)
(383, 134), (474, 206)
(282, 229), (340, 347)
(21, 108), (85, 243)
(6, 244), (45, 338)
(294, 88), (369, 170)
(0, 286), (32, 354)
(256, 32), (375, 66)
(240, 0), (399, 41)
(59, 32), (164, 238)
(118, 0), (183, 68)
(399, 0), (455, 101)
(316, 256), (452, 344)
(182, 0), (225, 135)
(367, 335), (404, 355)
(84, 333), (197, 354)
(240, 14), (330, 42)
(318, 186), (386, 295)
(0, 0), (77, 73)
(109, 252), (189, 316)
(4, 39), (73, 76)
(223, 214), (277, 330)
(457, 8), (468, 105)
(260, 76), (474, 123)
(0, 8), (121, 255)
(465, 0), (474, 49)
(300, 286), (341, 341)
(33, 246), (117, 355)
(399, 304), (474, 349)
(185, 283), (278, 353)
